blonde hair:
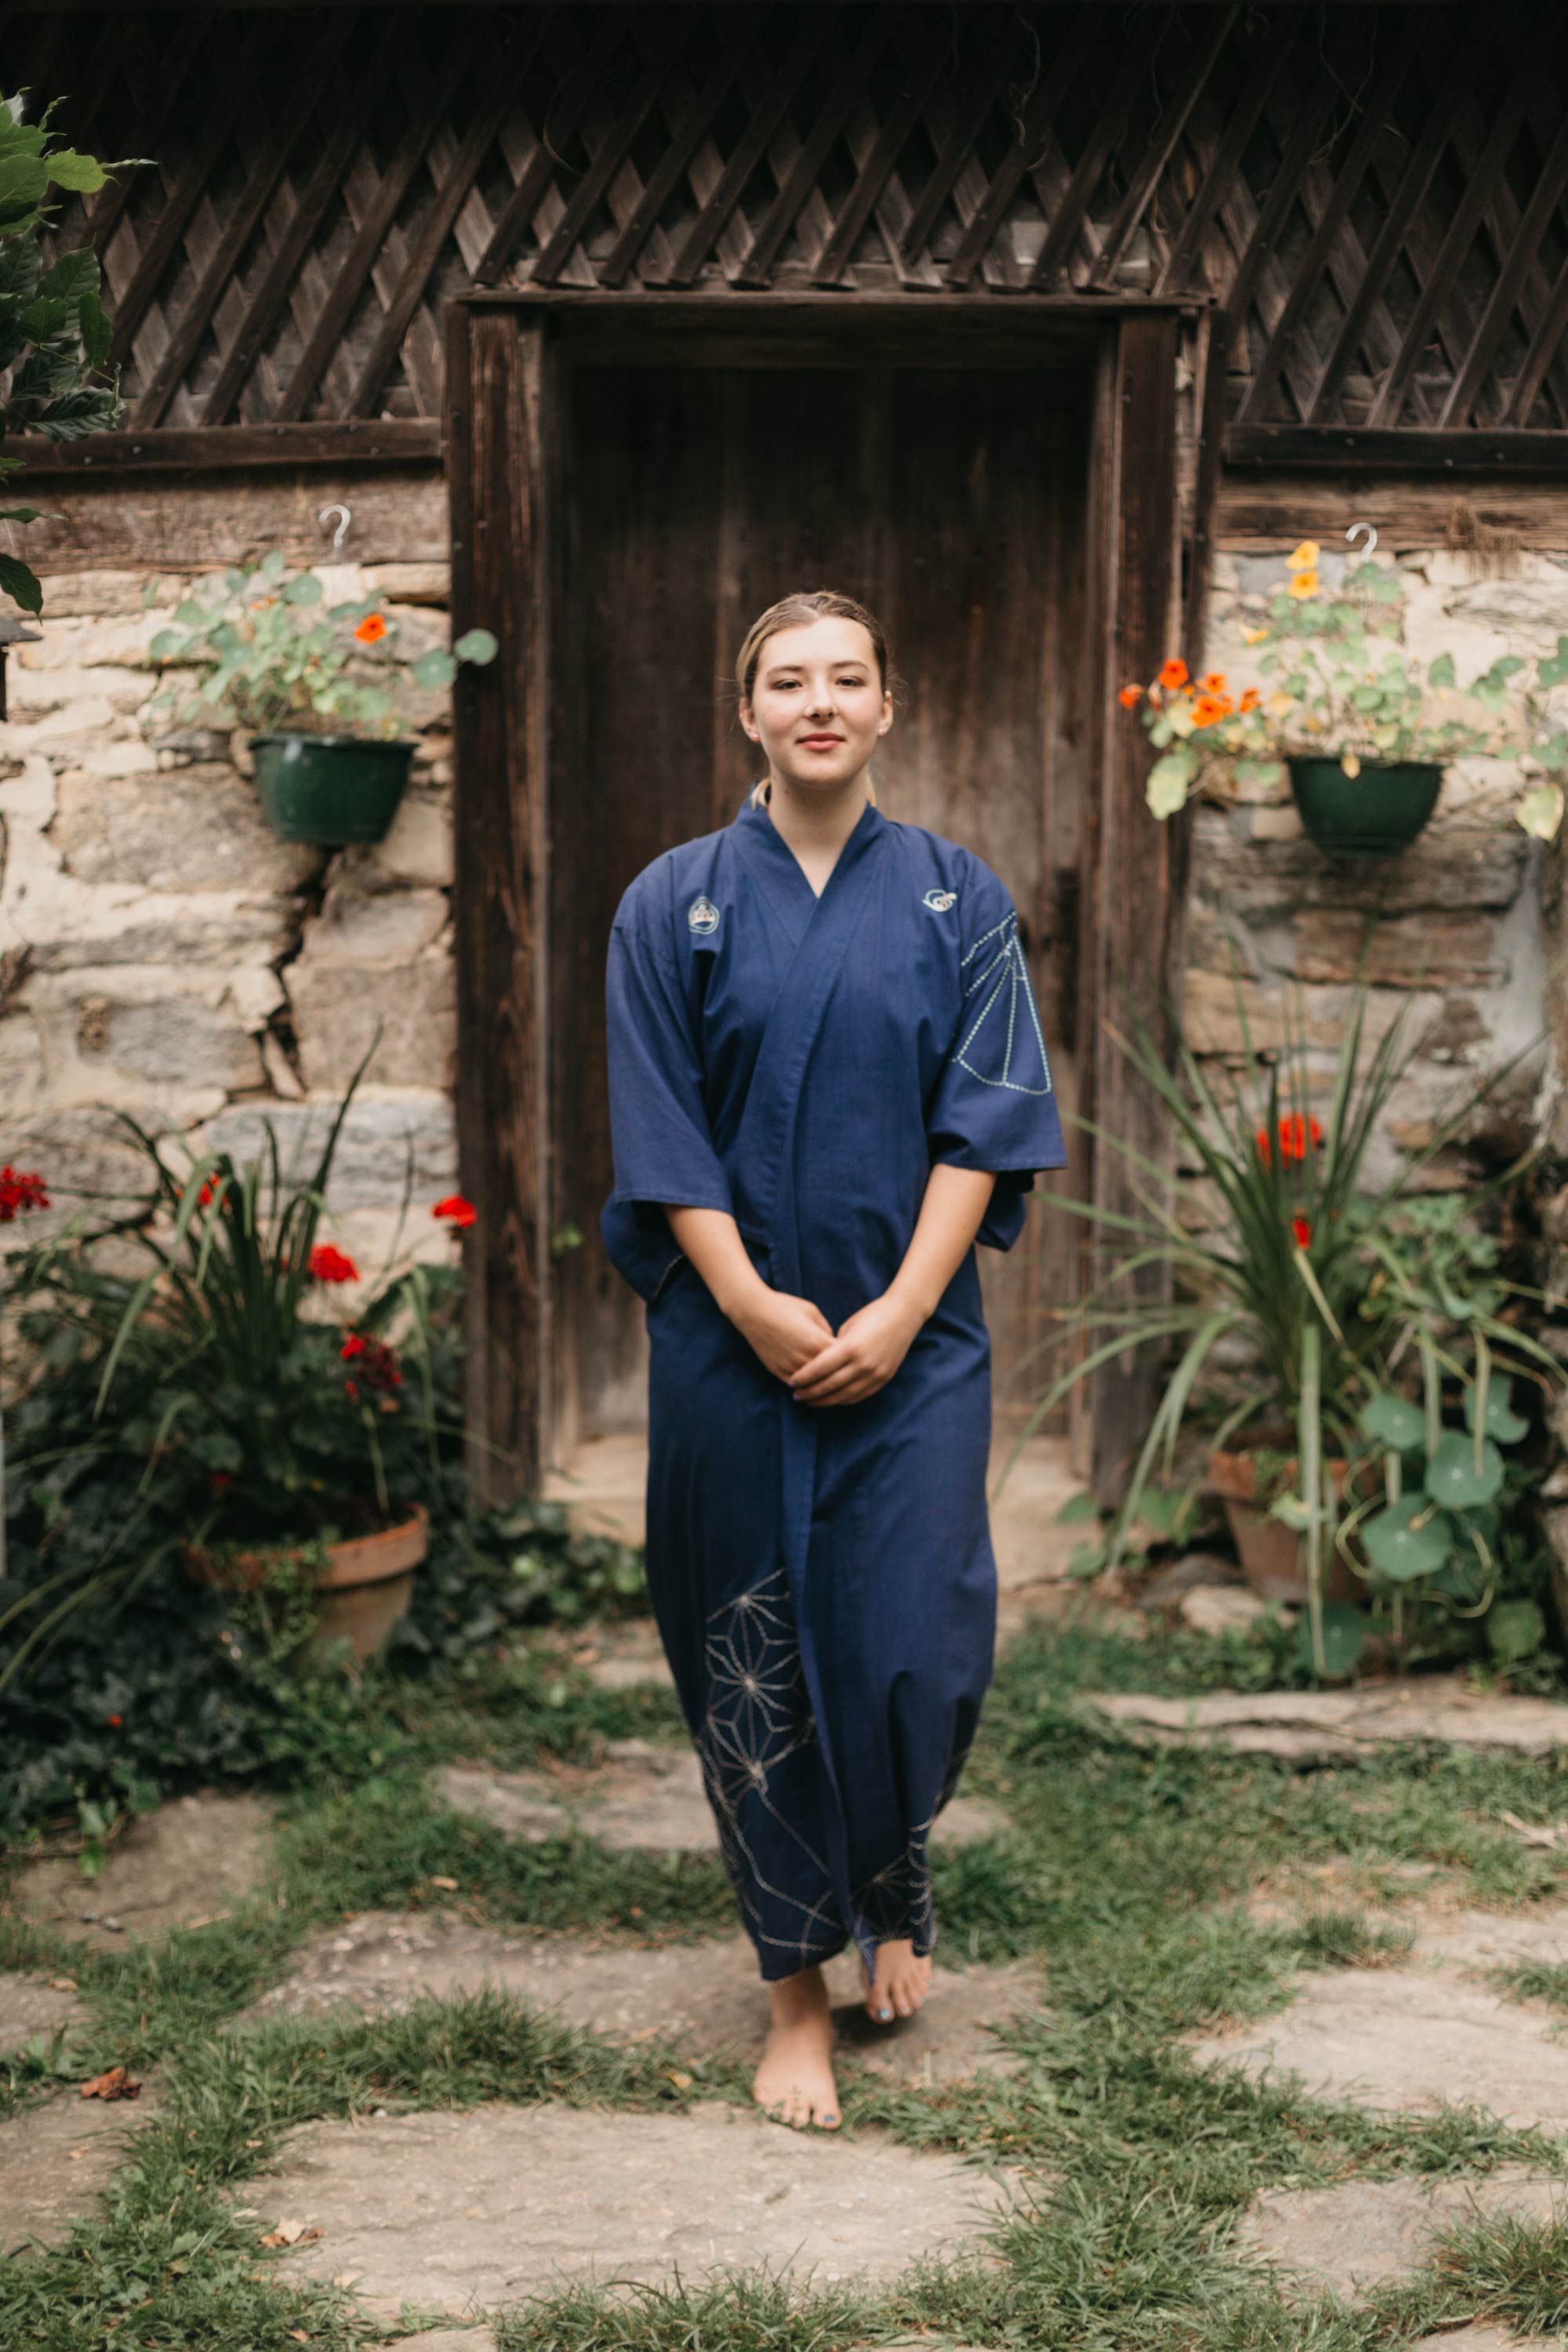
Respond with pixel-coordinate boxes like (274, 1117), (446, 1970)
(735, 590), (893, 810)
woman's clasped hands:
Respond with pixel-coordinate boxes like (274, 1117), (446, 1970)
(732, 1284), (922, 1407)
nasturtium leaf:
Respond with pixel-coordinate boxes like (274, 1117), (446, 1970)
(1539, 634), (1568, 689)
(1145, 750), (1195, 818)
(1295, 1602), (1369, 1680)
(1054, 1489), (1100, 1526)
(282, 573), (322, 604)
(1362, 1493), (1454, 1581)
(1269, 1492), (1311, 1531)
(1359, 1392), (1425, 1452)
(1486, 1599), (1546, 1665)
(1464, 1377), (1528, 1444)
(1516, 782), (1564, 840)
(410, 649), (456, 689)
(1428, 652), (1456, 688)
(454, 626), (499, 665)
(1426, 1431), (1504, 1508)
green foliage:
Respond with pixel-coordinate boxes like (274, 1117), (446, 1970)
(0, 92), (145, 615)
(139, 549), (498, 741)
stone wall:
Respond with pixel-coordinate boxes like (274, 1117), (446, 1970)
(1183, 543), (1557, 1229)
(2, 482), (1563, 1309)
(0, 481), (460, 1282)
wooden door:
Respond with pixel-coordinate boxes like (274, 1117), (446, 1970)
(548, 357), (1095, 1459)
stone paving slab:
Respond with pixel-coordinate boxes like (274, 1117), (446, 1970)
(1239, 2167), (1566, 2299)
(1189, 1968), (1568, 2129)
(367, 2333), (497, 2352)
(6, 1791), (271, 1946)
(241, 2098), (1014, 2314)
(436, 1746), (1009, 1857)
(1084, 1680), (1568, 1761)
(1, 2083), (160, 2252)
(241, 1912), (1036, 2082)
(1411, 2330), (1565, 2350)
(0, 1971), (86, 2053)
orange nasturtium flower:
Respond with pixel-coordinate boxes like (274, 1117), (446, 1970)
(1201, 671), (1228, 693)
(1192, 694), (1226, 728)
(1157, 657), (1189, 691)
(1118, 684), (1143, 710)
(1239, 688), (1260, 713)
(354, 612), (389, 644)
(1287, 541), (1320, 571)
(1286, 569), (1319, 600)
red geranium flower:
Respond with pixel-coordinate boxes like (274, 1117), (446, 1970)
(1292, 1217), (1312, 1249)
(341, 1330), (401, 1398)
(0, 1165), (49, 1221)
(309, 1243), (360, 1284)
(432, 1193), (477, 1229)
(107, 1714), (122, 1728)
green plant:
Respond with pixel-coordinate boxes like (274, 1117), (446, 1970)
(138, 549), (498, 741)
(1, 1058), (477, 1679)
(0, 91), (143, 616)
(1122, 544), (1568, 837)
(1029, 964), (1562, 1679)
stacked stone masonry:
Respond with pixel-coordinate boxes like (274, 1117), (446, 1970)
(0, 474), (1563, 1290)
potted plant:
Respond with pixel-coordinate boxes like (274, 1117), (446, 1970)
(2, 1062), (477, 1668)
(1029, 966), (1563, 1679)
(1120, 541), (1568, 856)
(139, 550), (498, 846)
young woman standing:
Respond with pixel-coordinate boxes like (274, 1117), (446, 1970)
(601, 590), (1065, 2132)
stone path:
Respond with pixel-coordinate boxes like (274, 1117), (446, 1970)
(436, 1743), (1010, 1857)
(5, 1791), (271, 1945)
(1, 2083), (160, 2253)
(1239, 2168), (1566, 2299)
(244, 1911), (1036, 2082)
(238, 2098), (1014, 2317)
(1084, 1679), (1568, 1760)
(0, 1970), (86, 2053)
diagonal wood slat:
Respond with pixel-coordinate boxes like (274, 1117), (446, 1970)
(10, 2), (1568, 450)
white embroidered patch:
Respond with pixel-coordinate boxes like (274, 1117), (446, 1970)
(922, 887), (957, 913)
(688, 895), (720, 935)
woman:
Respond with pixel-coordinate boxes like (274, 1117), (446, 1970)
(601, 590), (1065, 2132)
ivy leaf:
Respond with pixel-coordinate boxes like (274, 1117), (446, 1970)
(1425, 1431), (1504, 1508)
(1359, 1392), (1425, 1452)
(1363, 1493), (1454, 1581)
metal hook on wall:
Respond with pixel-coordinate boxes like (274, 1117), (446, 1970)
(1345, 521), (1378, 560)
(318, 503), (351, 551)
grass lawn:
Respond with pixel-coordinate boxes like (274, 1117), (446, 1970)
(6, 1613), (1568, 2349)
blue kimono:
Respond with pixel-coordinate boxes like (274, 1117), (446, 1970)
(601, 792), (1065, 1982)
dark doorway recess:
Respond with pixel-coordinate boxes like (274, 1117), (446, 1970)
(553, 356), (1094, 1456)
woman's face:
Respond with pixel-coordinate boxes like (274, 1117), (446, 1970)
(741, 616), (891, 793)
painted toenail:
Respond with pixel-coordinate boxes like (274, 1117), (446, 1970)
(876, 2005), (892, 2020)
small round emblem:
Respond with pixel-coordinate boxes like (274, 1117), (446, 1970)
(922, 887), (957, 913)
(688, 895), (720, 935)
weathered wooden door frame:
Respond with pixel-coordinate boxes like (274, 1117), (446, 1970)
(446, 289), (1208, 1503)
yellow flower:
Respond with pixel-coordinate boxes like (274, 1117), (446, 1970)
(1265, 692), (1294, 719)
(1286, 570), (1319, 599)
(1242, 626), (1269, 645)
(1341, 752), (1361, 778)
(1287, 541), (1320, 571)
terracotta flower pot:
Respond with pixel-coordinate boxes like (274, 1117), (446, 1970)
(1209, 1446), (1357, 1606)
(184, 1503), (428, 1664)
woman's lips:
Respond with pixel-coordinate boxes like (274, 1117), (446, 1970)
(799, 735), (844, 749)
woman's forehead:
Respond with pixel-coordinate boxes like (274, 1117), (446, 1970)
(758, 617), (877, 672)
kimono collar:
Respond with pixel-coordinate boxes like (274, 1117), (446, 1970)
(731, 788), (887, 918)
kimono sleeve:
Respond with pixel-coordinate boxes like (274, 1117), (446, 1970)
(600, 886), (734, 1301)
(925, 862), (1068, 1253)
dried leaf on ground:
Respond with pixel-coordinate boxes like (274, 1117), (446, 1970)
(78, 2065), (140, 2100)
(259, 2219), (321, 2248)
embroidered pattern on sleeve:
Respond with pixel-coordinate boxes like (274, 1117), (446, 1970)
(955, 909), (1054, 1095)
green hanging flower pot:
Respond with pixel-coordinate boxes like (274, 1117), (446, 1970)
(251, 731), (417, 846)
(1287, 757), (1443, 860)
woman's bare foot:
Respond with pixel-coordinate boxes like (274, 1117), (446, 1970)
(752, 1965), (840, 2129)
(864, 1938), (932, 2024)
